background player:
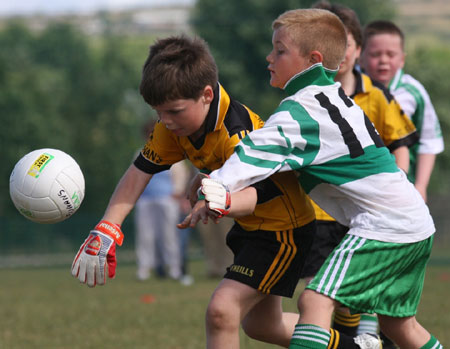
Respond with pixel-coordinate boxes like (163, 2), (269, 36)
(360, 20), (444, 202)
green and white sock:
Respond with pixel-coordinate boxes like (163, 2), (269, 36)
(356, 314), (378, 335)
(420, 335), (442, 349)
(289, 324), (330, 349)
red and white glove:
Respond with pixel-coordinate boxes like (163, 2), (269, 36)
(71, 220), (124, 287)
(201, 178), (231, 218)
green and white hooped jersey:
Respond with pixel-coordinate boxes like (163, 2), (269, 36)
(211, 64), (435, 243)
(389, 69), (444, 181)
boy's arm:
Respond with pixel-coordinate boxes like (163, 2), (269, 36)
(209, 112), (304, 192)
(391, 145), (409, 173)
(177, 186), (257, 229)
(71, 164), (152, 287)
(102, 164), (152, 224)
(414, 153), (436, 202)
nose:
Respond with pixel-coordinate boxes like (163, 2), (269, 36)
(379, 53), (389, 63)
(266, 50), (274, 63)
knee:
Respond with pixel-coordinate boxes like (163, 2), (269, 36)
(205, 298), (239, 332)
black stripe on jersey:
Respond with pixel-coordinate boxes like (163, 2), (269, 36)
(352, 69), (364, 98)
(338, 88), (354, 108)
(363, 114), (385, 148)
(224, 99), (254, 139)
(133, 152), (171, 174)
(387, 131), (420, 152)
(315, 92), (365, 158)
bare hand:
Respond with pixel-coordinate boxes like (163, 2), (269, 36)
(177, 200), (219, 229)
(187, 173), (209, 208)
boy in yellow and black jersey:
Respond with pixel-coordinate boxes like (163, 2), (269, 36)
(72, 34), (315, 348)
(137, 36), (316, 348)
(135, 82), (314, 232)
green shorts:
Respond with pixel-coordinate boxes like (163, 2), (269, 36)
(307, 234), (434, 317)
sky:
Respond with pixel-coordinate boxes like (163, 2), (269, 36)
(0, 0), (195, 17)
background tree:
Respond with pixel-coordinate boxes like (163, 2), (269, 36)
(191, 0), (395, 118)
(0, 22), (150, 252)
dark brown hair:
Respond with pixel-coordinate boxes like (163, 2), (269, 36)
(362, 20), (405, 51)
(312, 1), (362, 47)
(140, 35), (218, 106)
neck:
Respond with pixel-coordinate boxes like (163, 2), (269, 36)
(335, 70), (356, 96)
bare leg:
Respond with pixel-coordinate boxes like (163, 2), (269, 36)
(297, 289), (337, 329)
(378, 315), (430, 348)
(205, 279), (265, 349)
(242, 295), (299, 348)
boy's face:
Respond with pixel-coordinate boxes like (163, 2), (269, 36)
(360, 33), (405, 87)
(153, 86), (213, 139)
(266, 27), (312, 89)
(336, 32), (361, 79)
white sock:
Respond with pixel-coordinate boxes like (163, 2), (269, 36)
(357, 314), (378, 335)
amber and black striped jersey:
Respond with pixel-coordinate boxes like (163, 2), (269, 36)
(352, 70), (418, 151)
(134, 83), (315, 231)
(313, 70), (419, 221)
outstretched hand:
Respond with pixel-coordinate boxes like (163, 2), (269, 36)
(177, 200), (220, 229)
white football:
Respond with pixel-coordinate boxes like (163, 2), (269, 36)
(9, 148), (85, 224)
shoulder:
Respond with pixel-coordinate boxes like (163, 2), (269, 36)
(397, 73), (430, 99)
(216, 84), (264, 136)
(358, 73), (393, 104)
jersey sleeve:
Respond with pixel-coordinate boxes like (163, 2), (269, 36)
(210, 101), (314, 192)
(134, 121), (185, 174)
(416, 86), (444, 154)
(393, 79), (444, 155)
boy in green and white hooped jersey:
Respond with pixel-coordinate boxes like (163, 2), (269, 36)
(360, 20), (444, 203)
(194, 9), (442, 349)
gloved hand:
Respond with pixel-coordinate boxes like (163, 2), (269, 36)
(201, 178), (231, 218)
(71, 220), (124, 287)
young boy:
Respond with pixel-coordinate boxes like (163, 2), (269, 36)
(71, 35), (317, 348)
(194, 9), (442, 349)
(360, 20), (444, 202)
(304, 1), (419, 342)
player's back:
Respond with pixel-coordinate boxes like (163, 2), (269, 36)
(287, 81), (434, 242)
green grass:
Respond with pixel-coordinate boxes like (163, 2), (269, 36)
(0, 260), (448, 348)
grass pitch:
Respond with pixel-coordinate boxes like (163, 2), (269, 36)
(0, 259), (448, 348)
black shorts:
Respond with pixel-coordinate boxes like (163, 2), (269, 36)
(300, 220), (349, 278)
(224, 220), (316, 298)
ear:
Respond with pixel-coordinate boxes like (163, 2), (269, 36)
(310, 50), (323, 64)
(399, 52), (406, 69)
(355, 46), (362, 60)
(202, 85), (214, 104)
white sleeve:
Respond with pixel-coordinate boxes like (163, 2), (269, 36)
(393, 78), (444, 155)
(417, 86), (444, 154)
(209, 110), (307, 192)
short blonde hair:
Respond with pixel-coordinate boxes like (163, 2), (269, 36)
(272, 9), (347, 70)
